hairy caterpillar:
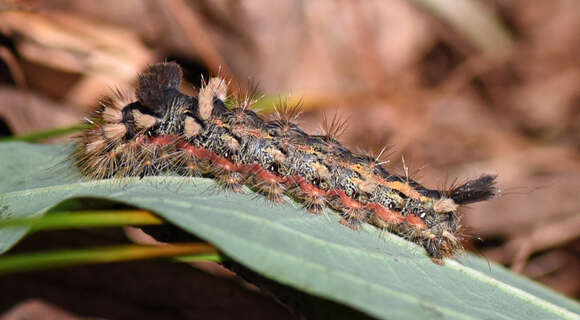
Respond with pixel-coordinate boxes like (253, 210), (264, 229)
(73, 62), (497, 264)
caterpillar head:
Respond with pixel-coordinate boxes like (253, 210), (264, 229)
(423, 175), (498, 259)
(134, 62), (230, 136)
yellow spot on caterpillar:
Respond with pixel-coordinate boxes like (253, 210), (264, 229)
(385, 181), (425, 200)
(311, 162), (331, 180)
(222, 134), (240, 151)
(358, 178), (378, 194)
(199, 77), (227, 120)
(425, 232), (437, 240)
(133, 110), (157, 130)
(103, 124), (127, 140)
(268, 147), (286, 164)
(102, 107), (123, 123)
(85, 139), (105, 153)
(184, 116), (202, 138)
(434, 198), (458, 213)
(442, 231), (457, 242)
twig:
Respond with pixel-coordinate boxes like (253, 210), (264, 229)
(0, 46), (27, 87)
(485, 214), (580, 272)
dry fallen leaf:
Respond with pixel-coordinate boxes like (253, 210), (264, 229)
(0, 10), (154, 108)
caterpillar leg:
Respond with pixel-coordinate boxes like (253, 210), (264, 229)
(215, 171), (246, 193)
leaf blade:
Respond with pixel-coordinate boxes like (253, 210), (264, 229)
(1, 142), (579, 320)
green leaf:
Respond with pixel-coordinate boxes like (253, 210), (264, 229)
(0, 210), (162, 232)
(175, 253), (223, 263)
(1, 142), (579, 320)
(0, 243), (217, 275)
(0, 123), (90, 142)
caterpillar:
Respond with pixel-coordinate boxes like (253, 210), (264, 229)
(73, 62), (497, 264)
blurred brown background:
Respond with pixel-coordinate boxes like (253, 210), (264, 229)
(0, 0), (578, 317)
